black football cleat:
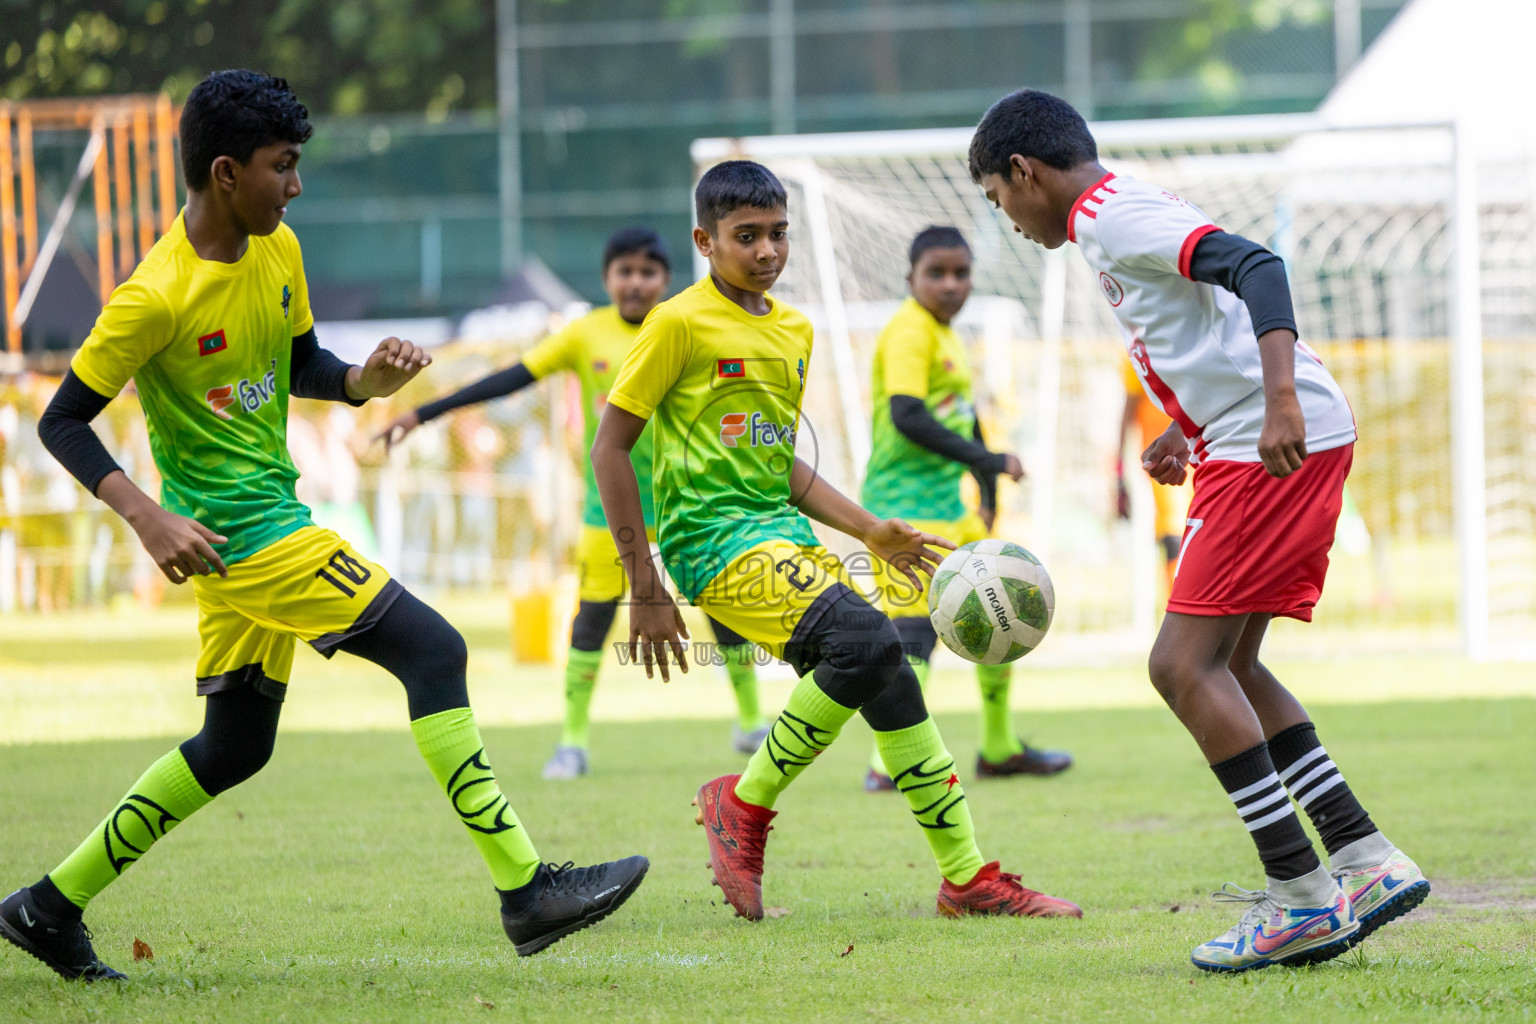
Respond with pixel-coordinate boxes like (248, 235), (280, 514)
(499, 856), (649, 956)
(976, 742), (1073, 777)
(0, 886), (126, 982)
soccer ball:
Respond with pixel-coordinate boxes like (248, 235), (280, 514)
(927, 539), (1054, 664)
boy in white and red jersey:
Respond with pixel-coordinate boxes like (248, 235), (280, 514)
(968, 89), (1429, 974)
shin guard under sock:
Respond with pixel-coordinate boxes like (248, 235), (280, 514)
(1211, 742), (1321, 882)
(875, 716), (984, 885)
(411, 708), (540, 890)
(735, 675), (855, 810)
(48, 749), (213, 909)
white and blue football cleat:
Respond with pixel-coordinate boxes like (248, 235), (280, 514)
(1191, 882), (1359, 974)
(1334, 847), (1430, 945)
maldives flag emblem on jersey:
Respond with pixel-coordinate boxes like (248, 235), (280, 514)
(198, 330), (228, 357)
(717, 359), (745, 379)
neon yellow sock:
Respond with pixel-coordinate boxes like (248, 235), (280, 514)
(411, 708), (540, 890)
(870, 655), (931, 773)
(721, 644), (765, 731)
(560, 647), (603, 749)
(976, 663), (1023, 763)
(49, 749), (213, 909)
(735, 675), (856, 809)
(875, 716), (984, 885)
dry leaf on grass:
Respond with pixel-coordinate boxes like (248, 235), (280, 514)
(840, 943), (854, 957)
(473, 995), (495, 1009)
(764, 906), (792, 918)
(131, 938), (153, 961)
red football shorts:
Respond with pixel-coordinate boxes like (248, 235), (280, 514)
(1167, 443), (1353, 621)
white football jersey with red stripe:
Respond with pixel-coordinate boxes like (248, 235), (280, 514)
(1070, 173), (1355, 463)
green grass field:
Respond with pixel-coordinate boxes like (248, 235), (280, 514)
(1, 602), (1533, 1023)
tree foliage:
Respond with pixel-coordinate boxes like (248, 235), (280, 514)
(1, 0), (498, 116)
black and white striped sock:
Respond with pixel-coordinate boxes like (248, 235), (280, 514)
(1210, 742), (1321, 881)
(1269, 722), (1378, 856)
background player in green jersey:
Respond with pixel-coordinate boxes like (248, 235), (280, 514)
(0, 71), (645, 983)
(376, 228), (771, 779)
(592, 160), (1082, 922)
(860, 226), (1072, 790)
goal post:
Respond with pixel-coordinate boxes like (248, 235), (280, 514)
(694, 113), (1532, 662)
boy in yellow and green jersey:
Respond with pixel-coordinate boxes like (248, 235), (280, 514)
(0, 71), (645, 983)
(591, 160), (1082, 922)
(860, 227), (1072, 790)
(379, 228), (770, 780)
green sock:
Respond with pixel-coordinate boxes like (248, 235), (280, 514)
(721, 644), (765, 731)
(870, 655), (930, 773)
(735, 675), (855, 809)
(560, 647), (603, 749)
(976, 663), (1023, 763)
(875, 716), (985, 885)
(411, 708), (540, 891)
(48, 748), (213, 909)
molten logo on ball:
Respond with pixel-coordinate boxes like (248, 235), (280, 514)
(928, 539), (1054, 664)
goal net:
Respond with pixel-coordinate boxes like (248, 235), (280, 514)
(694, 115), (1536, 662)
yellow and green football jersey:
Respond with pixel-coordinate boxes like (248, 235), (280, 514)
(860, 296), (978, 521)
(521, 305), (656, 528)
(607, 275), (818, 602)
(72, 212), (314, 565)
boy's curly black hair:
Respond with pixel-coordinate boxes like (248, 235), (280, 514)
(968, 89), (1097, 183)
(180, 70), (313, 191)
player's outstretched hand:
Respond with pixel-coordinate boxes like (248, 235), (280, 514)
(352, 337), (432, 399)
(1258, 393), (1307, 478)
(1001, 453), (1026, 482)
(375, 410), (422, 452)
(627, 592), (690, 682)
(979, 505), (997, 532)
(131, 506), (228, 584)
(866, 518), (955, 593)
(1141, 424), (1191, 486)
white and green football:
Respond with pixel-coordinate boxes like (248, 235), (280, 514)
(926, 539), (1054, 664)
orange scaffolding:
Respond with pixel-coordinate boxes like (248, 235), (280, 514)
(0, 94), (179, 361)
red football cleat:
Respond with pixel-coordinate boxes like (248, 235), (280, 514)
(936, 862), (1083, 918)
(692, 774), (775, 921)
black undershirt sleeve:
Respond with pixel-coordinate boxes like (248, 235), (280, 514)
(970, 419), (999, 511)
(290, 327), (363, 404)
(416, 363), (536, 423)
(37, 370), (121, 496)
(889, 394), (1008, 474)
(1187, 230), (1299, 339)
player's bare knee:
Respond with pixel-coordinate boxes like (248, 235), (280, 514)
(1147, 643), (1190, 705)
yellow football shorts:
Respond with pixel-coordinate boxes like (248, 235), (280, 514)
(192, 525), (398, 701)
(867, 510), (987, 619)
(577, 523), (658, 603)
(692, 540), (862, 658)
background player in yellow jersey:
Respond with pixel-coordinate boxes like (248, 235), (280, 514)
(0, 71), (645, 982)
(377, 228), (771, 778)
(1116, 352), (1193, 603)
(860, 226), (1072, 790)
(592, 160), (1081, 922)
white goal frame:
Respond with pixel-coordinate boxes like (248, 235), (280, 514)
(693, 112), (1514, 661)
